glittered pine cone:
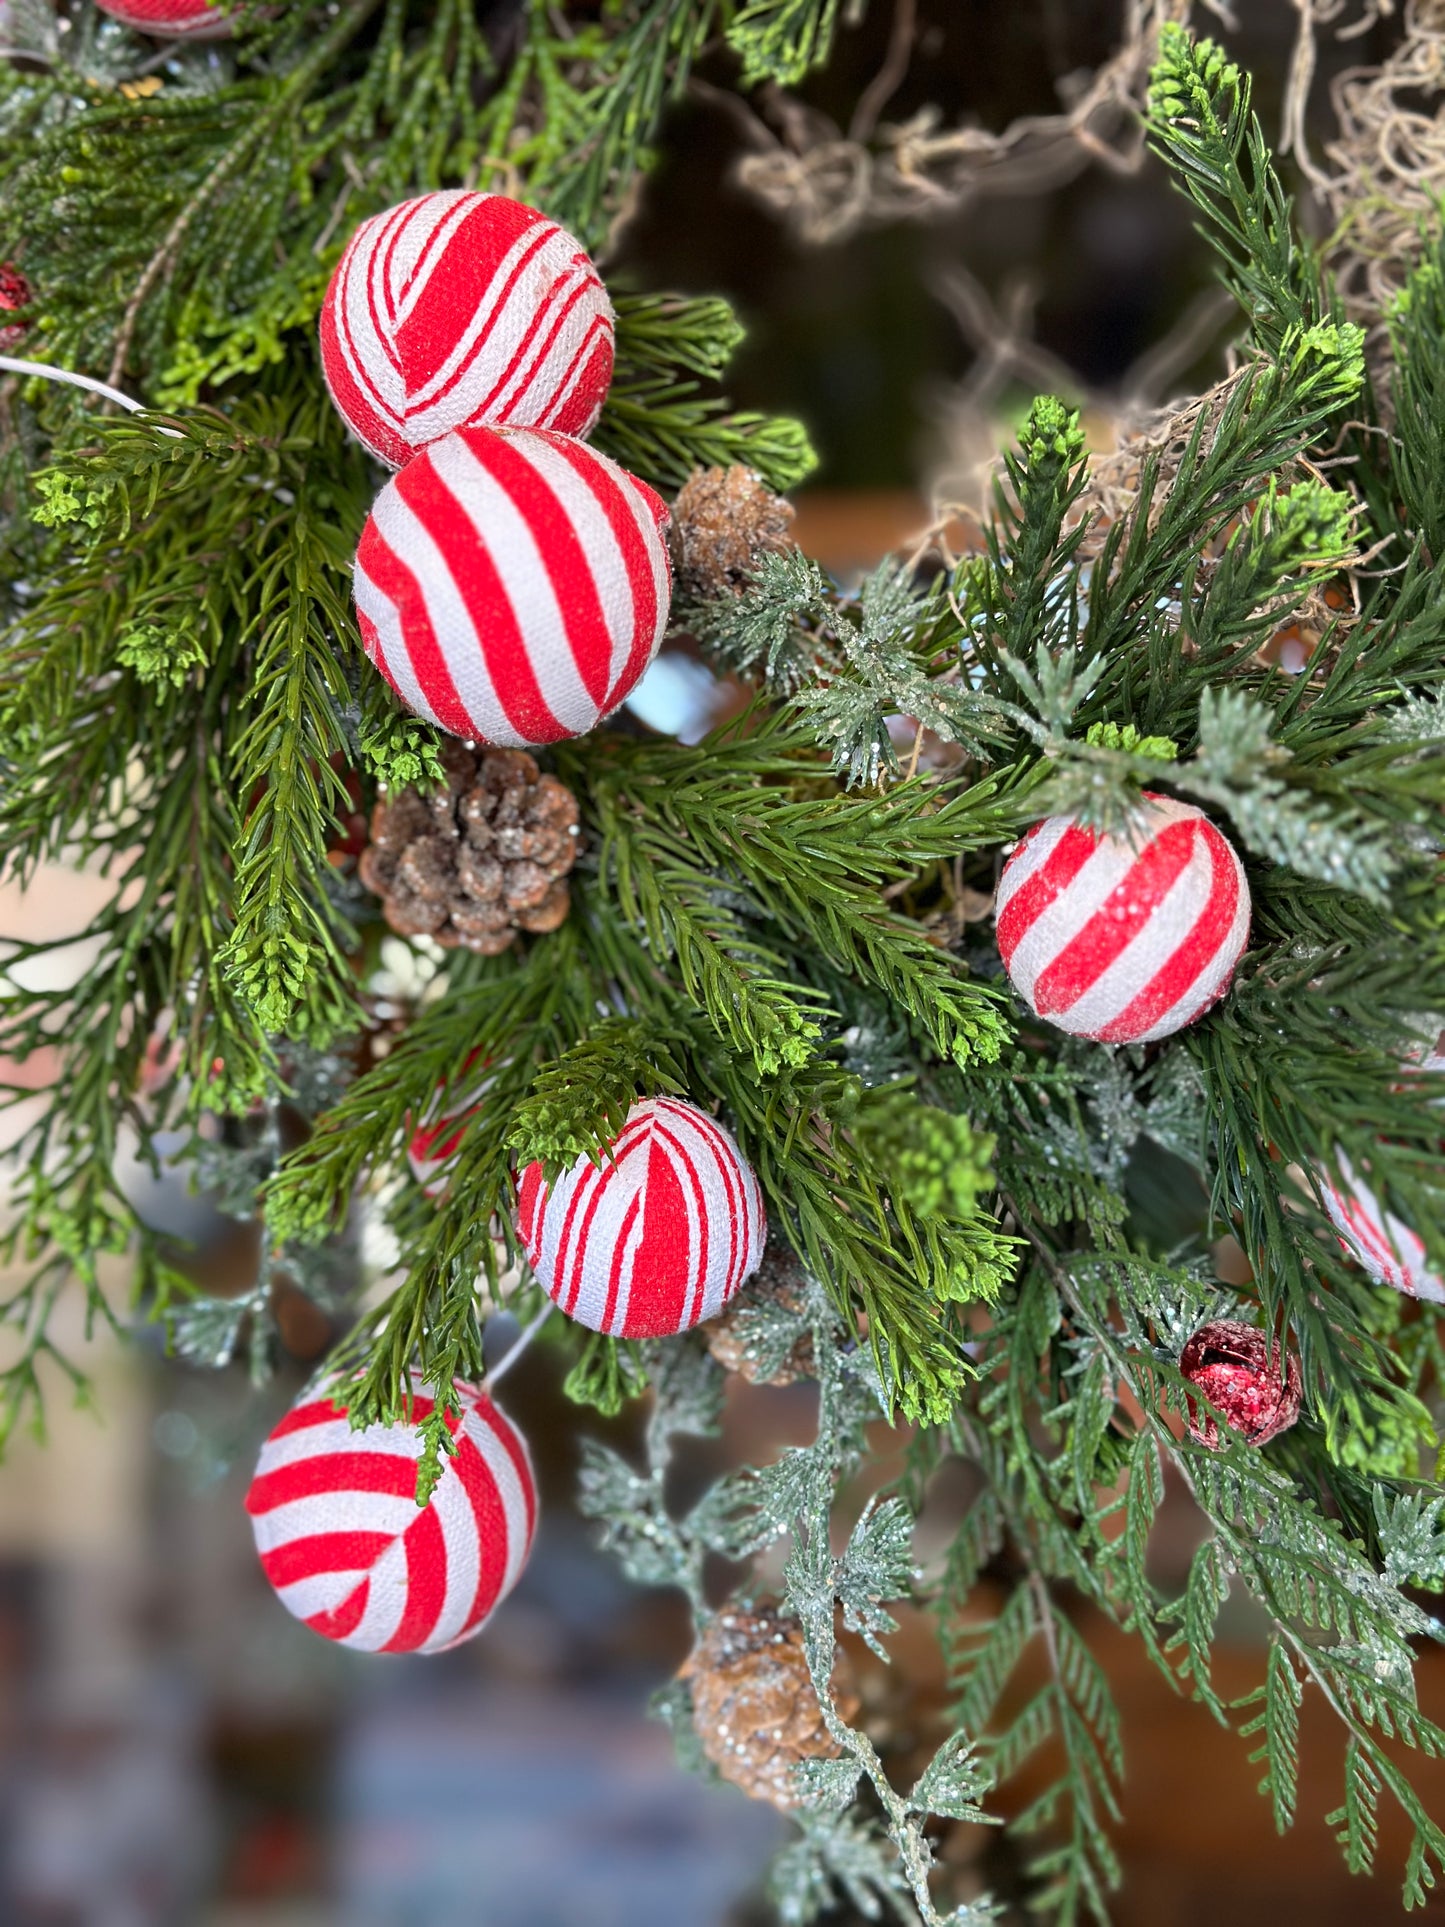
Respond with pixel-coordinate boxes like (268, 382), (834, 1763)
(681, 1603), (858, 1813)
(671, 464), (797, 601)
(358, 741), (580, 956)
(703, 1243), (815, 1386)
(1179, 1319), (1302, 1450)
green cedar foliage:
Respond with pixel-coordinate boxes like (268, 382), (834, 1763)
(2, 11), (1445, 1922)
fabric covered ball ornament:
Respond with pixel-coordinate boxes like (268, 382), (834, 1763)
(1179, 1319), (1302, 1450)
(354, 424), (671, 748)
(407, 1053), (494, 1195)
(517, 1096), (766, 1337)
(94, 0), (235, 38)
(320, 190), (614, 468)
(995, 793), (1250, 1043)
(246, 1373), (536, 1653)
(0, 263), (31, 352)
(1320, 1155), (1445, 1302)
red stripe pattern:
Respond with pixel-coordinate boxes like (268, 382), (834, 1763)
(95, 0), (233, 36)
(516, 1097), (766, 1337)
(320, 191), (615, 469)
(1320, 1155), (1445, 1301)
(995, 793), (1250, 1043)
(354, 424), (671, 747)
(407, 1055), (494, 1196)
(245, 1374), (536, 1654)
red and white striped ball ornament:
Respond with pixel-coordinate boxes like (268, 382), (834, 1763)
(995, 793), (1250, 1044)
(95, 0), (234, 38)
(407, 1055), (494, 1196)
(1320, 1156), (1445, 1303)
(517, 1096), (766, 1338)
(320, 190), (615, 469)
(354, 423), (671, 748)
(246, 1373), (536, 1654)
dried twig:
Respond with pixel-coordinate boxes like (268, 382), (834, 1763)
(727, 0), (1188, 245)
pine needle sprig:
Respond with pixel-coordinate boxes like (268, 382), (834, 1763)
(727, 0), (851, 87)
(1145, 23), (1322, 349)
(571, 719), (1026, 1072)
(597, 294), (818, 494)
(1389, 228), (1445, 566)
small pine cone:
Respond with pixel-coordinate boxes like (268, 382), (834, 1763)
(359, 745), (580, 955)
(671, 464), (796, 600)
(681, 1604), (858, 1813)
(704, 1244), (814, 1386)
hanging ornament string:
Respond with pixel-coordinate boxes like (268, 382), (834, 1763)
(0, 354), (183, 435)
(482, 1300), (554, 1394)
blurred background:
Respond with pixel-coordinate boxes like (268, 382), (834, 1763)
(4, 2), (1445, 1921)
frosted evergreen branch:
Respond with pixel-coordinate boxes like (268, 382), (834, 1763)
(779, 1295), (1000, 1927)
(1170, 687), (1399, 904)
(1056, 1254), (1445, 1907)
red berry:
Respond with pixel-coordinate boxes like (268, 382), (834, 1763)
(0, 262), (31, 352)
(1179, 1319), (1302, 1450)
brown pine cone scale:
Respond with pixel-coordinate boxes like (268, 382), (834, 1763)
(671, 465), (797, 600)
(682, 1603), (858, 1812)
(360, 741), (580, 955)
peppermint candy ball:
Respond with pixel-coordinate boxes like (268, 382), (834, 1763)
(1320, 1155), (1445, 1302)
(517, 1096), (766, 1337)
(95, 0), (234, 38)
(320, 191), (614, 468)
(354, 424), (671, 748)
(995, 793), (1250, 1043)
(246, 1374), (536, 1654)
(408, 1055), (494, 1195)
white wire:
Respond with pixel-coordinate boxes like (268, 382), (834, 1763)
(483, 1301), (554, 1393)
(0, 354), (183, 434)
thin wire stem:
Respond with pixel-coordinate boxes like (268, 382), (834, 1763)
(0, 355), (151, 414)
(483, 1301), (553, 1393)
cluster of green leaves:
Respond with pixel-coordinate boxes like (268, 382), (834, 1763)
(917, 1214), (1445, 1919)
(0, 371), (387, 1439)
(0, 0), (865, 407)
(647, 22), (1445, 1920)
(4, 10), (1445, 1924)
(1145, 21), (1325, 350)
(0, 0), (835, 1443)
(268, 715), (1031, 1460)
(598, 293), (816, 496)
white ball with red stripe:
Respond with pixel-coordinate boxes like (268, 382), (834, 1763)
(995, 793), (1250, 1044)
(516, 1096), (766, 1337)
(1320, 1157), (1445, 1301)
(354, 424), (671, 748)
(245, 1373), (536, 1654)
(320, 191), (614, 469)
(95, 0), (234, 36)
(408, 1054), (494, 1196)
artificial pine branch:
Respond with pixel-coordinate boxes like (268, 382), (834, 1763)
(2, 10), (1445, 1922)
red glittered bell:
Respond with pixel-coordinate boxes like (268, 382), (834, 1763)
(1179, 1319), (1302, 1450)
